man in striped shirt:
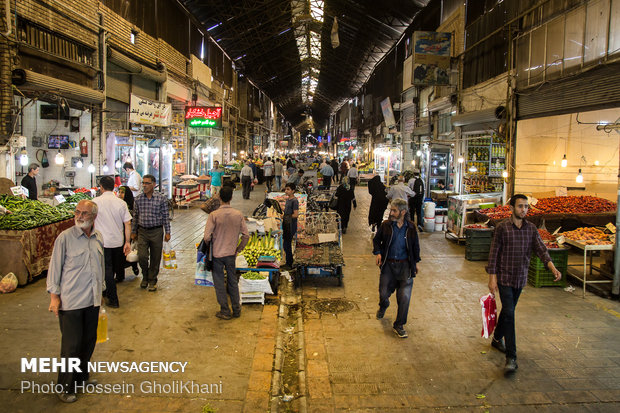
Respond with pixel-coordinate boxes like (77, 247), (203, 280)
(487, 194), (561, 373)
(131, 174), (171, 291)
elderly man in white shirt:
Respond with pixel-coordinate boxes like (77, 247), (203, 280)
(387, 175), (415, 203)
(123, 162), (142, 197)
(93, 176), (132, 308)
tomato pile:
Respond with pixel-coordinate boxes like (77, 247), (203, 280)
(465, 224), (489, 229)
(538, 229), (555, 242)
(534, 196), (616, 214)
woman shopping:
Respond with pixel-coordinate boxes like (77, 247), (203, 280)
(367, 175), (389, 232)
(335, 177), (355, 234)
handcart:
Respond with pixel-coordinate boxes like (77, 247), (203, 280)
(293, 212), (345, 287)
(309, 188), (336, 212)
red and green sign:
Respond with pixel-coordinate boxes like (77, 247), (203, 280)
(185, 106), (223, 128)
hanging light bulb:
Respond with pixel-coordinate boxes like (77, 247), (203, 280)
(103, 164), (109, 173)
(76, 159), (83, 168)
(502, 170), (508, 178)
(416, 150), (422, 156)
(439, 164), (447, 170)
(469, 165), (478, 173)
(457, 155), (464, 163)
(115, 159), (122, 168)
(561, 154), (567, 168)
(19, 148), (29, 166)
(55, 150), (65, 165)
(576, 169), (583, 183)
(87, 163), (96, 173)
(594, 160), (599, 166)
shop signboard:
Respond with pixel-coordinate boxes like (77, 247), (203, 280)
(184, 106), (223, 128)
(380, 98), (397, 128)
(412, 31), (451, 86)
(129, 94), (172, 127)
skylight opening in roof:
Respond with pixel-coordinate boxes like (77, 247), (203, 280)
(310, 0), (324, 23)
(207, 22), (222, 31)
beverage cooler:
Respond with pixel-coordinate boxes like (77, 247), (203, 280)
(446, 192), (503, 239)
(124, 137), (173, 198)
(427, 149), (450, 190)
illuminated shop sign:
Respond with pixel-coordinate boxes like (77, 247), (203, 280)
(185, 106), (223, 128)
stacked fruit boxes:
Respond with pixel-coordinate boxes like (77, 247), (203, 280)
(464, 228), (494, 261)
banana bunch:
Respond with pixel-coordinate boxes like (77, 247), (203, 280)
(240, 231), (282, 267)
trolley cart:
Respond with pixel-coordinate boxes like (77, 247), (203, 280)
(294, 212), (345, 287)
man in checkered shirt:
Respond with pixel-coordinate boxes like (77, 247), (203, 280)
(487, 194), (561, 373)
(131, 174), (171, 291)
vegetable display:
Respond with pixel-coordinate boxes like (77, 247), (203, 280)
(240, 232), (281, 267)
(240, 271), (268, 280)
(0, 193), (92, 230)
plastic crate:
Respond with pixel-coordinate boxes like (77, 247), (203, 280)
(465, 228), (494, 239)
(465, 251), (489, 261)
(465, 244), (492, 253)
(528, 248), (569, 287)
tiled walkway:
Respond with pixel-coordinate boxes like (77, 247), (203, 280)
(0, 183), (619, 412)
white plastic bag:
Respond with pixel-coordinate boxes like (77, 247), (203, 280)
(162, 241), (177, 269)
(126, 242), (139, 263)
(0, 272), (18, 293)
(239, 273), (273, 294)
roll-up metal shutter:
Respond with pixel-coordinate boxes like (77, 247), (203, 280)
(12, 69), (104, 104)
(517, 62), (620, 120)
(107, 48), (167, 84)
(132, 75), (157, 101)
(105, 98), (129, 131)
(106, 62), (130, 104)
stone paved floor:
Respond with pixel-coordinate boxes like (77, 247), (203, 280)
(1, 183), (619, 412)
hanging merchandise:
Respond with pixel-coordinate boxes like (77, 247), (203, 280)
(80, 137), (89, 157)
(36, 149), (50, 168)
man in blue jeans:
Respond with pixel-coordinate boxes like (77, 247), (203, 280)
(282, 183), (299, 270)
(373, 198), (421, 338)
(487, 194), (561, 373)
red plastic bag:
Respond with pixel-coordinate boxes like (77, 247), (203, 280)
(480, 293), (497, 338)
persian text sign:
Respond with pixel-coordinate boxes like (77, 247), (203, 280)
(129, 94), (172, 126)
(185, 106), (223, 128)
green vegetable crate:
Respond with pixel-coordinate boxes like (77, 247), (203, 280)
(465, 228), (494, 261)
(528, 247), (569, 288)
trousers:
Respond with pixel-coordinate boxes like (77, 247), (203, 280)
(137, 226), (163, 284)
(57, 305), (99, 393)
(378, 261), (413, 328)
(212, 255), (241, 315)
(103, 247), (124, 305)
(241, 176), (252, 199)
(494, 284), (523, 359)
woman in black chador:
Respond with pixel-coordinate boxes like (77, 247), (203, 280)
(367, 175), (389, 232)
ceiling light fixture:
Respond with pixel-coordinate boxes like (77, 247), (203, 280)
(576, 169), (583, 183)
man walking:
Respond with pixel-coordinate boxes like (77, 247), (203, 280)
(123, 162), (142, 197)
(487, 194), (561, 373)
(47, 200), (104, 402)
(387, 175), (415, 203)
(203, 186), (250, 319)
(131, 174), (171, 291)
(347, 163), (359, 208)
(373, 199), (421, 338)
(21, 163), (39, 200)
(209, 160), (225, 196)
(320, 160), (334, 188)
(408, 170), (425, 231)
(263, 157), (274, 192)
(240, 160), (254, 199)
(274, 158), (283, 191)
(93, 176), (132, 308)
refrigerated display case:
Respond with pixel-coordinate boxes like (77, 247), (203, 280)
(427, 149), (450, 190)
(446, 192), (503, 240)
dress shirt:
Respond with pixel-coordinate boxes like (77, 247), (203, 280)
(93, 191), (132, 248)
(132, 191), (171, 234)
(274, 162), (283, 176)
(387, 221), (408, 260)
(486, 216), (552, 289)
(127, 170), (142, 197)
(240, 165), (254, 179)
(386, 183), (415, 202)
(203, 204), (250, 258)
(320, 165), (334, 176)
(263, 161), (274, 176)
(347, 167), (358, 178)
(209, 169), (225, 186)
(47, 226), (105, 311)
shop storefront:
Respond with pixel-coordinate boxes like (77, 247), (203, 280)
(185, 106), (224, 176)
(373, 145), (402, 183)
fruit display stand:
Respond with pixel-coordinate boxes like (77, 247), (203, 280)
(564, 239), (614, 298)
(237, 227), (283, 296)
(294, 212), (345, 287)
(446, 192), (503, 242)
(0, 218), (75, 285)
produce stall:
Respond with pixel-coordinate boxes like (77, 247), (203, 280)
(0, 194), (89, 285)
(474, 196), (617, 231)
(294, 212), (345, 286)
(237, 224), (283, 297)
(446, 192), (503, 240)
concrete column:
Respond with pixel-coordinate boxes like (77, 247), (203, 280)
(0, 0), (12, 145)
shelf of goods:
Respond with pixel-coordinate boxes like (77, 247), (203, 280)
(0, 193), (92, 285)
(446, 192), (503, 240)
(474, 196), (617, 232)
(294, 212), (345, 287)
(464, 134), (506, 194)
